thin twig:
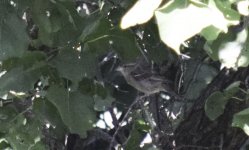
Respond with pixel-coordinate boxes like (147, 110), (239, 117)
(108, 107), (119, 128)
(108, 95), (147, 150)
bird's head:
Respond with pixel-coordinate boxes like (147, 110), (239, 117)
(116, 64), (135, 74)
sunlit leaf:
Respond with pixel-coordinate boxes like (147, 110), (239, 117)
(120, 0), (162, 29)
(218, 30), (247, 68)
(206, 28), (249, 69)
(155, 0), (239, 54)
(237, 1), (249, 16)
(232, 108), (249, 135)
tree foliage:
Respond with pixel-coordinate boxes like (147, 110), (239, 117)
(0, 0), (249, 149)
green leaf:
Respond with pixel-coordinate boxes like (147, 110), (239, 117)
(78, 12), (140, 62)
(93, 95), (114, 112)
(78, 78), (97, 96)
(79, 14), (110, 42)
(205, 91), (228, 121)
(125, 121), (148, 150)
(0, 140), (11, 149)
(84, 28), (140, 62)
(46, 85), (96, 137)
(214, 0), (240, 21)
(6, 119), (44, 150)
(200, 26), (221, 41)
(0, 106), (18, 133)
(79, 46), (99, 78)
(232, 107), (249, 135)
(49, 48), (85, 83)
(135, 120), (151, 132)
(125, 128), (142, 150)
(2, 51), (46, 71)
(33, 98), (68, 139)
(12, 0), (32, 16)
(0, 62), (47, 93)
(78, 78), (108, 97)
(182, 60), (218, 99)
(78, 26), (140, 78)
(155, 0), (239, 54)
(205, 81), (241, 121)
(0, 3), (29, 61)
(31, 0), (83, 47)
(0, 106), (44, 150)
(141, 21), (176, 64)
(224, 81), (240, 98)
(78, 78), (114, 111)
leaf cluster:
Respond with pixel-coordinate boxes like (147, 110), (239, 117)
(0, 0), (249, 150)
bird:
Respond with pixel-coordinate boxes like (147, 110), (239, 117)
(116, 62), (181, 99)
